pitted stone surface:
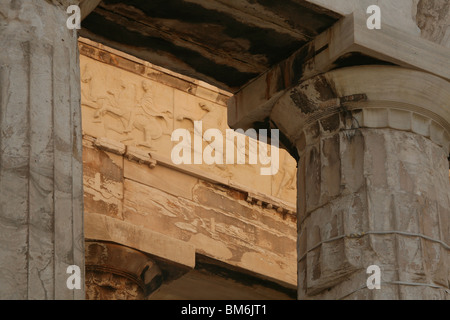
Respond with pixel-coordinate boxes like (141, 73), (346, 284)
(0, 0), (84, 299)
(297, 127), (450, 299)
(416, 0), (450, 47)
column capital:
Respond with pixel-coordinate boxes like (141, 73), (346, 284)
(269, 66), (450, 155)
(228, 13), (450, 132)
(85, 241), (163, 300)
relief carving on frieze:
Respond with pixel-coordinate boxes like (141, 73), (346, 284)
(81, 60), (173, 153)
(80, 53), (297, 203)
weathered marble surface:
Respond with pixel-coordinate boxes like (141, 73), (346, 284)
(80, 39), (298, 288)
(82, 136), (298, 287)
(233, 64), (450, 299)
(307, 0), (420, 33)
(308, 0), (450, 47)
(0, 0), (84, 299)
(79, 38), (298, 204)
(416, 0), (450, 47)
(298, 127), (450, 299)
(85, 241), (162, 300)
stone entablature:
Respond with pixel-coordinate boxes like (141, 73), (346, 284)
(270, 66), (450, 155)
(79, 38), (298, 290)
(79, 37), (297, 204)
(2, 0), (448, 302)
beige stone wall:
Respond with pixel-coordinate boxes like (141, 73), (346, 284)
(79, 38), (298, 288)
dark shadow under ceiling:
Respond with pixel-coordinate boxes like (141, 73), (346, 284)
(80, 0), (341, 92)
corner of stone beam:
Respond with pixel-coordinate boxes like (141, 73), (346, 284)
(80, 0), (102, 20)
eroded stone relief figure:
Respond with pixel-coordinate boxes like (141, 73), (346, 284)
(176, 102), (233, 178)
(94, 80), (136, 133)
(81, 62), (172, 151)
(198, 103), (226, 173)
(176, 102), (224, 135)
(81, 62), (112, 114)
(274, 152), (296, 197)
(80, 58), (296, 201)
(121, 80), (173, 149)
(226, 131), (260, 177)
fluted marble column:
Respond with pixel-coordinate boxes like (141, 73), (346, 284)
(269, 66), (450, 299)
(0, 0), (84, 299)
